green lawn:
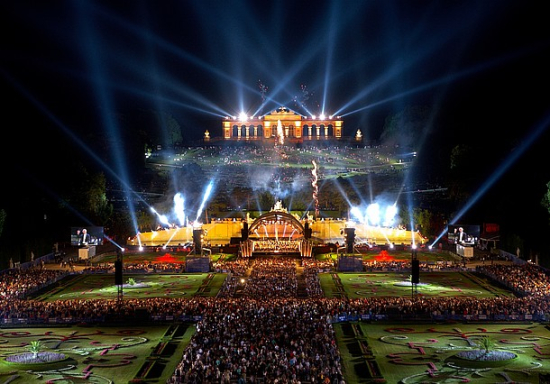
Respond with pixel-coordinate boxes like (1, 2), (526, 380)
(3, 321), (545, 384)
(331, 271), (514, 299)
(0, 323), (195, 383)
(35, 273), (222, 301)
(334, 322), (550, 383)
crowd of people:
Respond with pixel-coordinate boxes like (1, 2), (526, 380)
(241, 257), (298, 298)
(1, 255), (549, 383)
(477, 263), (550, 297)
(253, 240), (300, 253)
(167, 256), (344, 383)
(363, 260), (467, 271)
(167, 298), (344, 384)
(82, 262), (185, 274)
(0, 267), (67, 299)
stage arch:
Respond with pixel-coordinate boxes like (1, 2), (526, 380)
(240, 211), (312, 257)
(248, 211), (305, 238)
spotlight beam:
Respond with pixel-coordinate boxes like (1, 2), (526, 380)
(320, 1), (340, 115)
(338, 42), (550, 118)
(195, 180), (215, 223)
(78, 4), (140, 237)
(432, 111), (550, 246)
(3, 71), (157, 238)
(92, 2), (274, 114)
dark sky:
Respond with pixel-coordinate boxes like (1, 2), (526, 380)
(3, 1), (549, 138)
(2, 1), (550, 255)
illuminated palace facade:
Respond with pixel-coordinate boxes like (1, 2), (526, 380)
(222, 106), (343, 142)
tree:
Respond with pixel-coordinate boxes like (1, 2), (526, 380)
(476, 336), (495, 356)
(332, 177), (360, 208)
(502, 233), (523, 259)
(380, 105), (430, 148)
(258, 191), (276, 211)
(136, 209), (156, 232)
(226, 186), (254, 211)
(413, 208), (435, 238)
(412, 207), (447, 239)
(319, 180), (347, 215)
(161, 113), (183, 146)
(28, 340), (41, 359)
(61, 165), (113, 226)
(449, 144), (475, 171)
(0, 208), (5, 239)
(542, 181), (550, 224)
(285, 190), (310, 212)
(84, 172), (113, 225)
(447, 144), (476, 204)
(106, 210), (135, 244)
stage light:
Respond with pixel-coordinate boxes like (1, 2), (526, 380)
(383, 204), (398, 227)
(366, 203), (380, 226)
(239, 112), (248, 121)
(350, 206), (364, 223)
(159, 214), (170, 226)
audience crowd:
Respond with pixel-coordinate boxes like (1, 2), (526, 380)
(0, 268), (67, 299)
(477, 263), (550, 297)
(1, 255), (549, 384)
(241, 257), (298, 298)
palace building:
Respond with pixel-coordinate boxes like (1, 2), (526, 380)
(221, 106), (343, 143)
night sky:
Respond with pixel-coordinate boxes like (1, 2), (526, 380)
(1, 1), (549, 257)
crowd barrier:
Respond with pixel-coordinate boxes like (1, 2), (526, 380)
(328, 312), (548, 323)
(2, 311), (547, 327)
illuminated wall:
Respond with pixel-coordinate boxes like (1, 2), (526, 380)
(129, 219), (425, 247)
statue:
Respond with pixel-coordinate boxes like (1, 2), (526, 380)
(272, 200), (286, 212)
